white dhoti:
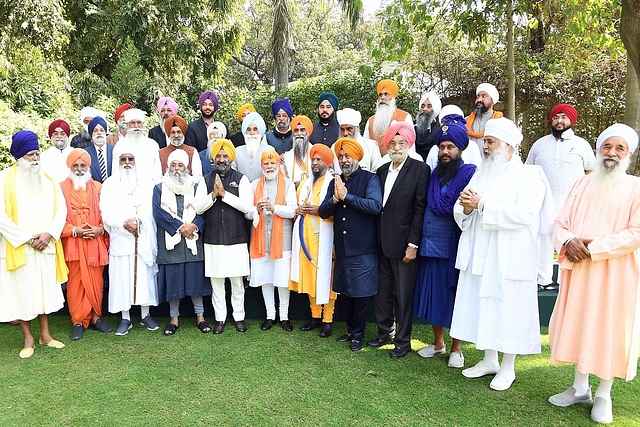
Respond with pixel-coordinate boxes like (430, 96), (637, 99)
(108, 254), (159, 313)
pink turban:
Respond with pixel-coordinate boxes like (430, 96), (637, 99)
(384, 122), (416, 149)
(157, 97), (178, 115)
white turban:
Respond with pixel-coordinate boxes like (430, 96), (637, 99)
(477, 83), (499, 104)
(438, 105), (465, 123)
(113, 140), (138, 161)
(123, 108), (147, 123)
(418, 92), (442, 117)
(337, 108), (362, 127)
(208, 121), (227, 139)
(596, 123), (639, 153)
(484, 117), (523, 147)
(167, 149), (190, 168)
(79, 106), (106, 121)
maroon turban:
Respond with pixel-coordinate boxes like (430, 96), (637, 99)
(48, 119), (71, 138)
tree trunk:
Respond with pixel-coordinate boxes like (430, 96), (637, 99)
(626, 58), (640, 176)
(274, 60), (289, 93)
(506, 0), (516, 121)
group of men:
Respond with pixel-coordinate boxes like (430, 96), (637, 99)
(1, 79), (639, 425)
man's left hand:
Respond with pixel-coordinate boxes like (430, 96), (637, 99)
(31, 233), (52, 251)
(403, 246), (417, 263)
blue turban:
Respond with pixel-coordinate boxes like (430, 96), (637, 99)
(11, 130), (40, 159)
(242, 112), (267, 136)
(318, 92), (339, 110)
(88, 116), (108, 137)
(436, 114), (469, 151)
(271, 98), (293, 119)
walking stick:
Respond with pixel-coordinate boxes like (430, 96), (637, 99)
(133, 207), (140, 304)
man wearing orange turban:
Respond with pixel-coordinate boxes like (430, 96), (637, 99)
(333, 137), (364, 161)
(153, 115), (203, 185)
(230, 104), (257, 148)
(60, 148), (111, 340)
(283, 115), (314, 189)
(364, 78), (413, 157)
(40, 119), (74, 183)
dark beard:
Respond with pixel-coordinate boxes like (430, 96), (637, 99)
(313, 169), (324, 181)
(294, 139), (308, 159)
(416, 112), (435, 139)
(202, 110), (214, 119)
(435, 156), (463, 180)
(318, 111), (335, 125)
(474, 105), (489, 115)
(552, 125), (570, 139)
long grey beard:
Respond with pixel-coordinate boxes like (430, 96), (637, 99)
(373, 99), (396, 137)
(293, 137), (308, 160)
(17, 159), (45, 198)
(120, 167), (138, 194)
(416, 111), (436, 138)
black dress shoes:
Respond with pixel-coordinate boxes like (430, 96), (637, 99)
(261, 319), (275, 330)
(367, 336), (393, 347)
(212, 321), (225, 334)
(350, 339), (363, 352)
(281, 320), (293, 332)
(336, 333), (352, 343)
(70, 324), (84, 341)
(390, 346), (410, 358)
(299, 318), (322, 331)
(319, 323), (333, 338)
(235, 320), (247, 332)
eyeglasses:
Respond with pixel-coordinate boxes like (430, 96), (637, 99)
(388, 141), (407, 148)
(119, 156), (135, 162)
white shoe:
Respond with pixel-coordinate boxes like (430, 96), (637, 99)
(591, 397), (613, 424)
(489, 369), (516, 391)
(548, 386), (593, 407)
(447, 351), (464, 368)
(417, 344), (446, 358)
(462, 360), (500, 378)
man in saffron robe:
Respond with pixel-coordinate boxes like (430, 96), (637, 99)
(466, 83), (503, 152)
(548, 124), (640, 425)
(61, 149), (111, 340)
(290, 144), (336, 338)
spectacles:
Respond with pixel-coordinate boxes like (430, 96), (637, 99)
(388, 141), (407, 148)
(119, 156), (135, 162)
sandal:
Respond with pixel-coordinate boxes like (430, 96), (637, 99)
(197, 320), (212, 333)
(163, 323), (179, 336)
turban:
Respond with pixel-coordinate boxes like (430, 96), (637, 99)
(114, 103), (133, 122)
(334, 137), (364, 161)
(198, 90), (219, 111)
(484, 117), (523, 147)
(476, 83), (499, 103)
(336, 108), (362, 127)
(123, 108), (146, 123)
(208, 121), (227, 139)
(310, 144), (334, 167)
(436, 115), (469, 151)
(48, 119), (70, 138)
(439, 105), (465, 123)
(290, 115), (313, 135)
(271, 98), (293, 119)
(419, 92), (442, 118)
(167, 149), (190, 168)
(10, 130), (40, 159)
(88, 116), (108, 136)
(376, 79), (399, 98)
(384, 121), (416, 149)
(210, 139), (236, 162)
(596, 123), (639, 153)
(237, 104), (256, 122)
(242, 112), (267, 136)
(550, 103), (578, 125)
(318, 92), (339, 110)
(79, 106), (106, 122)
(164, 115), (187, 135)
(157, 97), (178, 115)
(113, 140), (138, 160)
(261, 149), (280, 163)
(66, 148), (92, 168)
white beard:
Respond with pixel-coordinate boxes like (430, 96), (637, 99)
(588, 154), (631, 190)
(245, 134), (261, 158)
(53, 139), (68, 150)
(120, 166), (138, 194)
(264, 170), (278, 181)
(388, 149), (408, 164)
(170, 136), (184, 147)
(477, 142), (510, 184)
(93, 135), (107, 147)
(373, 98), (396, 137)
(17, 158), (45, 198)
(126, 128), (146, 141)
(69, 170), (92, 191)
(163, 170), (192, 195)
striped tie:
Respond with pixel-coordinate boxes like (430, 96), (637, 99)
(98, 147), (107, 182)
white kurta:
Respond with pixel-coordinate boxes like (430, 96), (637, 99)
(0, 167), (66, 321)
(100, 176), (158, 312)
(283, 144), (313, 184)
(233, 138), (271, 183)
(450, 157), (549, 354)
(40, 145), (74, 183)
(110, 137), (159, 184)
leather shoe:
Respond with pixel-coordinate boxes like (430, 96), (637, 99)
(299, 318), (322, 331)
(367, 336), (393, 347)
(235, 320), (247, 333)
(70, 324), (84, 341)
(212, 321), (225, 334)
(281, 320), (293, 332)
(261, 319), (275, 330)
(350, 339), (363, 352)
(319, 323), (333, 338)
(336, 333), (352, 343)
(390, 346), (409, 358)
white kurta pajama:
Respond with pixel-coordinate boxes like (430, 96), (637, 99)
(450, 157), (553, 355)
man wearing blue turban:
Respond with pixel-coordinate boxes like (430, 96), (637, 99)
(265, 98), (294, 155)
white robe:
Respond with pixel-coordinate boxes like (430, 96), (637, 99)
(331, 136), (381, 173)
(40, 145), (74, 183)
(282, 143), (313, 184)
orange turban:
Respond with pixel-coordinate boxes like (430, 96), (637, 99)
(66, 148), (92, 168)
(376, 79), (399, 98)
(237, 104), (256, 122)
(261, 149), (280, 163)
(310, 144), (334, 167)
(164, 116), (188, 135)
(210, 139), (236, 162)
(334, 137), (364, 161)
(384, 121), (416, 148)
(290, 115), (313, 135)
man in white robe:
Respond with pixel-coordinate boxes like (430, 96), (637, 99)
(450, 117), (553, 391)
(111, 108), (159, 182)
(101, 144), (159, 335)
(40, 119), (74, 182)
(282, 115), (314, 188)
(0, 131), (67, 358)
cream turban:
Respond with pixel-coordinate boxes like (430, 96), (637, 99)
(208, 121), (227, 139)
(418, 92), (442, 117)
(476, 83), (499, 104)
(336, 108), (362, 127)
(123, 108), (146, 123)
(167, 149), (190, 168)
(596, 123), (639, 153)
(438, 105), (465, 123)
(484, 117), (523, 147)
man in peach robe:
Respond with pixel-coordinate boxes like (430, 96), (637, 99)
(60, 149), (111, 340)
(548, 123), (640, 425)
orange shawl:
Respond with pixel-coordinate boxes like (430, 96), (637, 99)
(466, 111), (503, 139)
(250, 172), (285, 259)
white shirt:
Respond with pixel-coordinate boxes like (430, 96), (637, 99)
(382, 156), (408, 206)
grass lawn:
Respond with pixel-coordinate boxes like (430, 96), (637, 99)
(0, 316), (638, 426)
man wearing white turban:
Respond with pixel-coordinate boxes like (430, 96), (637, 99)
(71, 106), (107, 149)
(414, 92), (442, 160)
(466, 83), (503, 152)
(334, 108), (381, 172)
(547, 123), (640, 425)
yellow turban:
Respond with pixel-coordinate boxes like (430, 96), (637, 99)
(66, 148), (92, 168)
(210, 139), (236, 162)
(310, 144), (334, 167)
(261, 149), (280, 163)
(376, 79), (399, 98)
(290, 115), (313, 135)
(334, 137), (364, 161)
(237, 104), (256, 123)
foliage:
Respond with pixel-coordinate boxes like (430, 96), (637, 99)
(108, 39), (148, 108)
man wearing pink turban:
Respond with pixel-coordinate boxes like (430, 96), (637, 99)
(149, 96), (179, 149)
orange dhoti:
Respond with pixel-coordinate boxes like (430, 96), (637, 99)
(66, 260), (105, 328)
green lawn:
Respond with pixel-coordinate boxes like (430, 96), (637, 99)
(1, 317), (638, 426)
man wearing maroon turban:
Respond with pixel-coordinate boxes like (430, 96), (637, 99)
(40, 119), (74, 183)
(525, 103), (595, 291)
(186, 90), (228, 153)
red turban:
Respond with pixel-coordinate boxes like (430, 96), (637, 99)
(376, 79), (399, 98)
(334, 137), (364, 161)
(164, 116), (188, 135)
(66, 148), (92, 168)
(384, 121), (416, 149)
(290, 115), (313, 135)
(310, 144), (334, 167)
(114, 103), (133, 122)
(550, 104), (578, 125)
(48, 119), (71, 138)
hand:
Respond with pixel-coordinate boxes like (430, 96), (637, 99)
(80, 223), (103, 239)
(459, 188), (481, 215)
(403, 246), (417, 263)
(334, 176), (348, 200)
(179, 223), (197, 238)
(296, 205), (319, 216)
(213, 174), (225, 198)
(123, 218), (140, 236)
(30, 233), (52, 251)
(565, 238), (592, 263)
